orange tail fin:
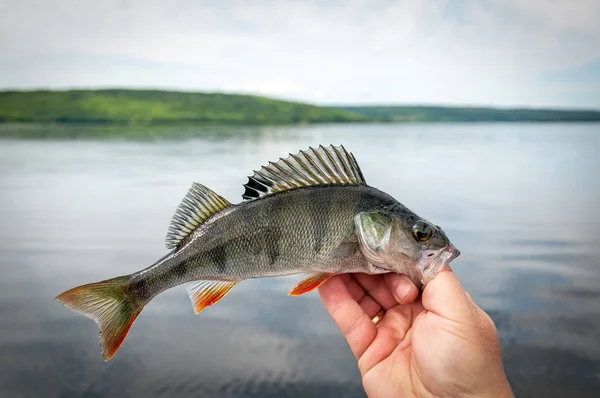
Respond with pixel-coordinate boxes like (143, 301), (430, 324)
(55, 276), (143, 361)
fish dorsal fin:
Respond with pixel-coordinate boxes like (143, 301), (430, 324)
(166, 183), (231, 249)
(242, 145), (366, 200)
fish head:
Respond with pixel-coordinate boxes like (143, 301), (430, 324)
(354, 206), (460, 286)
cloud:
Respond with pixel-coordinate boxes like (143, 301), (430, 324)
(0, 0), (598, 107)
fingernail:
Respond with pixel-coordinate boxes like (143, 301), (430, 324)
(395, 275), (412, 301)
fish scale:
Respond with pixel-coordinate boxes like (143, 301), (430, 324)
(55, 144), (460, 361)
(160, 185), (388, 283)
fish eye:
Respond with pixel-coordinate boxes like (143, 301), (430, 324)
(412, 221), (433, 242)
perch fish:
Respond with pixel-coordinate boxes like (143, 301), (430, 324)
(56, 145), (460, 361)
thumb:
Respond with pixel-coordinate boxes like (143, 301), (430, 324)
(421, 267), (474, 321)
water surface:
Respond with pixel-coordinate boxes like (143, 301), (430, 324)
(1, 123), (599, 397)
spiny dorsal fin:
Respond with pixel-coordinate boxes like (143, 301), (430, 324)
(242, 145), (366, 200)
(166, 183), (231, 249)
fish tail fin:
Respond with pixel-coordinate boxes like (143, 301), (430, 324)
(55, 276), (143, 361)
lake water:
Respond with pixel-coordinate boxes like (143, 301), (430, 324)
(0, 123), (599, 397)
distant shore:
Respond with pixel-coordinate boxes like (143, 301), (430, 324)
(1, 89), (599, 125)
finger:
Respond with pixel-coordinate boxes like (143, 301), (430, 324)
(358, 305), (415, 375)
(318, 275), (377, 359)
(353, 273), (398, 310)
(342, 275), (368, 302)
(341, 275), (384, 318)
(357, 294), (384, 319)
(384, 274), (419, 304)
(358, 324), (403, 374)
(337, 273), (353, 284)
(421, 267), (473, 321)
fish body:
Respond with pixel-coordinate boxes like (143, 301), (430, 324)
(133, 185), (394, 298)
(56, 145), (460, 361)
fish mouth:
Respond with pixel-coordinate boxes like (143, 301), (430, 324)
(419, 245), (461, 284)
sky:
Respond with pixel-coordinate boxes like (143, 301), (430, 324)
(0, 0), (599, 108)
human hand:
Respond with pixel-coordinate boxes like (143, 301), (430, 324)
(318, 269), (514, 398)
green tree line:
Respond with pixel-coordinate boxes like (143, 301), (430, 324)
(0, 90), (366, 125)
(1, 90), (599, 125)
(337, 105), (600, 122)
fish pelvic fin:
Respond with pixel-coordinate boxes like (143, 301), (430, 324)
(288, 272), (335, 296)
(55, 276), (143, 362)
(186, 280), (238, 314)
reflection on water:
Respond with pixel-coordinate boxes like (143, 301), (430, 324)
(0, 123), (599, 397)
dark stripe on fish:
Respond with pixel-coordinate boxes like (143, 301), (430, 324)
(311, 194), (331, 254)
(239, 200), (263, 258)
(207, 244), (228, 273)
(266, 227), (281, 266)
(171, 262), (189, 278)
(132, 278), (153, 303)
(265, 194), (285, 266)
(247, 233), (263, 256)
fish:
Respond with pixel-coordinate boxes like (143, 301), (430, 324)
(55, 144), (460, 361)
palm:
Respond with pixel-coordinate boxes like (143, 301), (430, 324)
(361, 303), (420, 396)
(318, 272), (490, 398)
(365, 305), (467, 397)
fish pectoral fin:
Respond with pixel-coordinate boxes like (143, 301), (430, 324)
(330, 237), (359, 259)
(288, 272), (335, 296)
(186, 280), (238, 314)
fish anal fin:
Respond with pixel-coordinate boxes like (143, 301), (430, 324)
(242, 145), (366, 200)
(186, 280), (238, 314)
(166, 183), (231, 250)
(288, 272), (335, 296)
